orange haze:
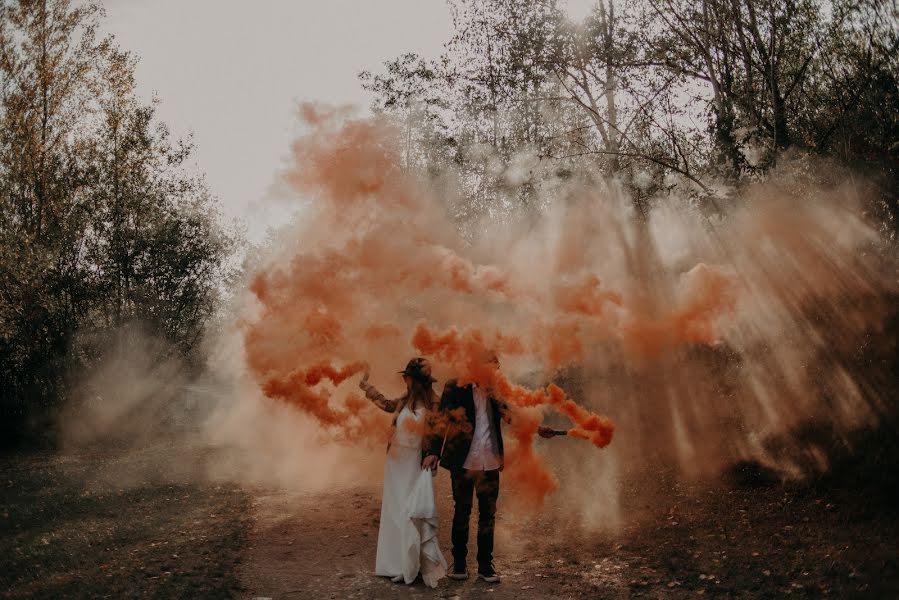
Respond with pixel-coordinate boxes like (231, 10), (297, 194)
(237, 103), (894, 523)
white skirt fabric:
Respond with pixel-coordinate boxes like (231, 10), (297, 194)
(375, 407), (447, 587)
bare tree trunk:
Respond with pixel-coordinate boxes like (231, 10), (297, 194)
(35, 0), (50, 238)
(770, 75), (790, 150)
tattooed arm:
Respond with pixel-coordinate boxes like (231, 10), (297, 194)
(358, 372), (399, 413)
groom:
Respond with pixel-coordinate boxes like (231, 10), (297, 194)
(422, 353), (556, 583)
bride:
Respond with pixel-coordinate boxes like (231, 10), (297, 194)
(359, 357), (448, 587)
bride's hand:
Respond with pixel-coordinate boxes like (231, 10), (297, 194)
(421, 455), (439, 471)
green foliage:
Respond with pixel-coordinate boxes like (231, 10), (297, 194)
(0, 0), (237, 443)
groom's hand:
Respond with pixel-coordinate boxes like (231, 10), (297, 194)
(358, 371), (370, 389)
(537, 426), (560, 438)
(421, 455), (439, 470)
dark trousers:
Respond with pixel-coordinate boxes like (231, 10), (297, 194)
(450, 468), (500, 570)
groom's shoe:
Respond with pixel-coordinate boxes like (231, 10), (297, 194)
(448, 563), (469, 580)
(477, 563), (501, 583)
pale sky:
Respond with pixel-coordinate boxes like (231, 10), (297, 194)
(101, 0), (455, 241)
(101, 1), (594, 242)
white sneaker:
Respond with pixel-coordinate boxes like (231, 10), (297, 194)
(478, 564), (501, 583)
(448, 564), (469, 580)
(390, 575), (404, 583)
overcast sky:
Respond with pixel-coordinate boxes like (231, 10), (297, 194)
(101, 0), (453, 240)
(101, 0), (593, 241)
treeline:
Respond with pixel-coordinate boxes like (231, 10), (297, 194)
(360, 0), (898, 221)
(0, 0), (236, 445)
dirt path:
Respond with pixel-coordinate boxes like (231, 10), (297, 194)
(239, 472), (898, 600)
(3, 449), (895, 598)
(238, 476), (627, 600)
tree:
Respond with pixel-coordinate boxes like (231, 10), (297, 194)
(359, 53), (453, 173)
(644, 0), (899, 180)
(362, 0), (897, 214)
(0, 0), (237, 445)
(0, 0), (105, 419)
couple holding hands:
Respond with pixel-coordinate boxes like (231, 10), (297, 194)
(359, 355), (562, 588)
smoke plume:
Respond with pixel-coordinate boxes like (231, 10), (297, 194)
(55, 104), (895, 532)
(236, 104), (895, 518)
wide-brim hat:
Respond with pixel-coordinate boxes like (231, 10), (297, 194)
(398, 357), (437, 383)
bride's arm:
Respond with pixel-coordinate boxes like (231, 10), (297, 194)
(358, 372), (399, 413)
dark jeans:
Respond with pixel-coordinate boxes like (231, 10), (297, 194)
(450, 468), (500, 571)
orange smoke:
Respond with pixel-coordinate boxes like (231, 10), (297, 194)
(241, 106), (751, 507)
(554, 274), (623, 317)
(259, 360), (393, 445)
(411, 321), (615, 503)
(504, 408), (559, 506)
(411, 320), (615, 449)
(287, 104), (402, 206)
(622, 263), (737, 356)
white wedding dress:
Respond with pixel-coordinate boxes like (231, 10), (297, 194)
(375, 405), (447, 587)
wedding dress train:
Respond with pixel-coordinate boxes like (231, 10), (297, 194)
(375, 405), (447, 587)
